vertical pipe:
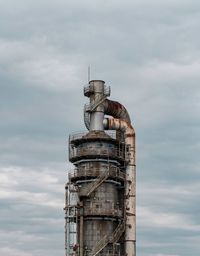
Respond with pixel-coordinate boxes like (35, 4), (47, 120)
(90, 111), (104, 130)
(88, 80), (105, 131)
(125, 165), (136, 256)
(104, 118), (136, 256)
(125, 132), (136, 256)
(65, 184), (69, 256)
(79, 201), (84, 256)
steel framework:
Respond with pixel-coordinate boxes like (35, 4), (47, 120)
(65, 80), (136, 256)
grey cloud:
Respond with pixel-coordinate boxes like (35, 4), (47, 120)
(0, 0), (200, 255)
(0, 166), (65, 256)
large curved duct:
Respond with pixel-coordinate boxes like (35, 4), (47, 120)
(103, 99), (131, 123)
(84, 99), (131, 130)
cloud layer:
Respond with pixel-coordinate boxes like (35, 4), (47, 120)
(0, 0), (199, 255)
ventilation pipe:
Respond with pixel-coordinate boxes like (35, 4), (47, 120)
(84, 80), (136, 256)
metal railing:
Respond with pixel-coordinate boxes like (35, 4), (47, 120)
(69, 130), (117, 142)
(84, 84), (110, 97)
(83, 206), (123, 218)
(69, 167), (125, 181)
(89, 220), (125, 256)
(104, 85), (111, 97)
(69, 147), (124, 162)
(110, 220), (125, 244)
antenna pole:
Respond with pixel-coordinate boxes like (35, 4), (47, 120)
(88, 66), (90, 83)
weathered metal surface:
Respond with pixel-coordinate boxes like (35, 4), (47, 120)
(103, 99), (131, 123)
(69, 130), (119, 145)
(69, 166), (125, 182)
(84, 80), (110, 98)
(69, 140), (125, 164)
(65, 80), (136, 256)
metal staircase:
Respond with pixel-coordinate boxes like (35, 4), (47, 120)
(84, 106), (90, 130)
(79, 171), (109, 197)
(110, 220), (125, 243)
(89, 220), (125, 256)
(89, 95), (107, 111)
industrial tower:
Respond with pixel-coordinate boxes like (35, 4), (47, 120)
(65, 80), (136, 256)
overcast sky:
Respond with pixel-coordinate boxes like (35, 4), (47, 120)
(0, 0), (200, 256)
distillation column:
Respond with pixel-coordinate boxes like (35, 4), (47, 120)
(65, 80), (136, 256)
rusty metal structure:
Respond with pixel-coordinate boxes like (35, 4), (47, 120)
(65, 80), (136, 256)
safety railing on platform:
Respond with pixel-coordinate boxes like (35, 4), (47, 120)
(69, 130), (117, 142)
(84, 84), (110, 97)
(69, 167), (125, 181)
(83, 205), (123, 218)
(69, 146), (125, 162)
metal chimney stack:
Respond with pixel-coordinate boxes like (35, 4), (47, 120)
(65, 80), (136, 256)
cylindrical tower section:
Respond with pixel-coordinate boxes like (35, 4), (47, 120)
(68, 131), (126, 256)
(84, 80), (110, 131)
(89, 80), (105, 131)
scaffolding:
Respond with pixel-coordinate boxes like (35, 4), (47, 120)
(65, 183), (79, 256)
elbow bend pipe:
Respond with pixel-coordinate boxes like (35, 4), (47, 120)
(103, 117), (134, 134)
(84, 99), (131, 130)
(103, 117), (135, 161)
(103, 99), (131, 123)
